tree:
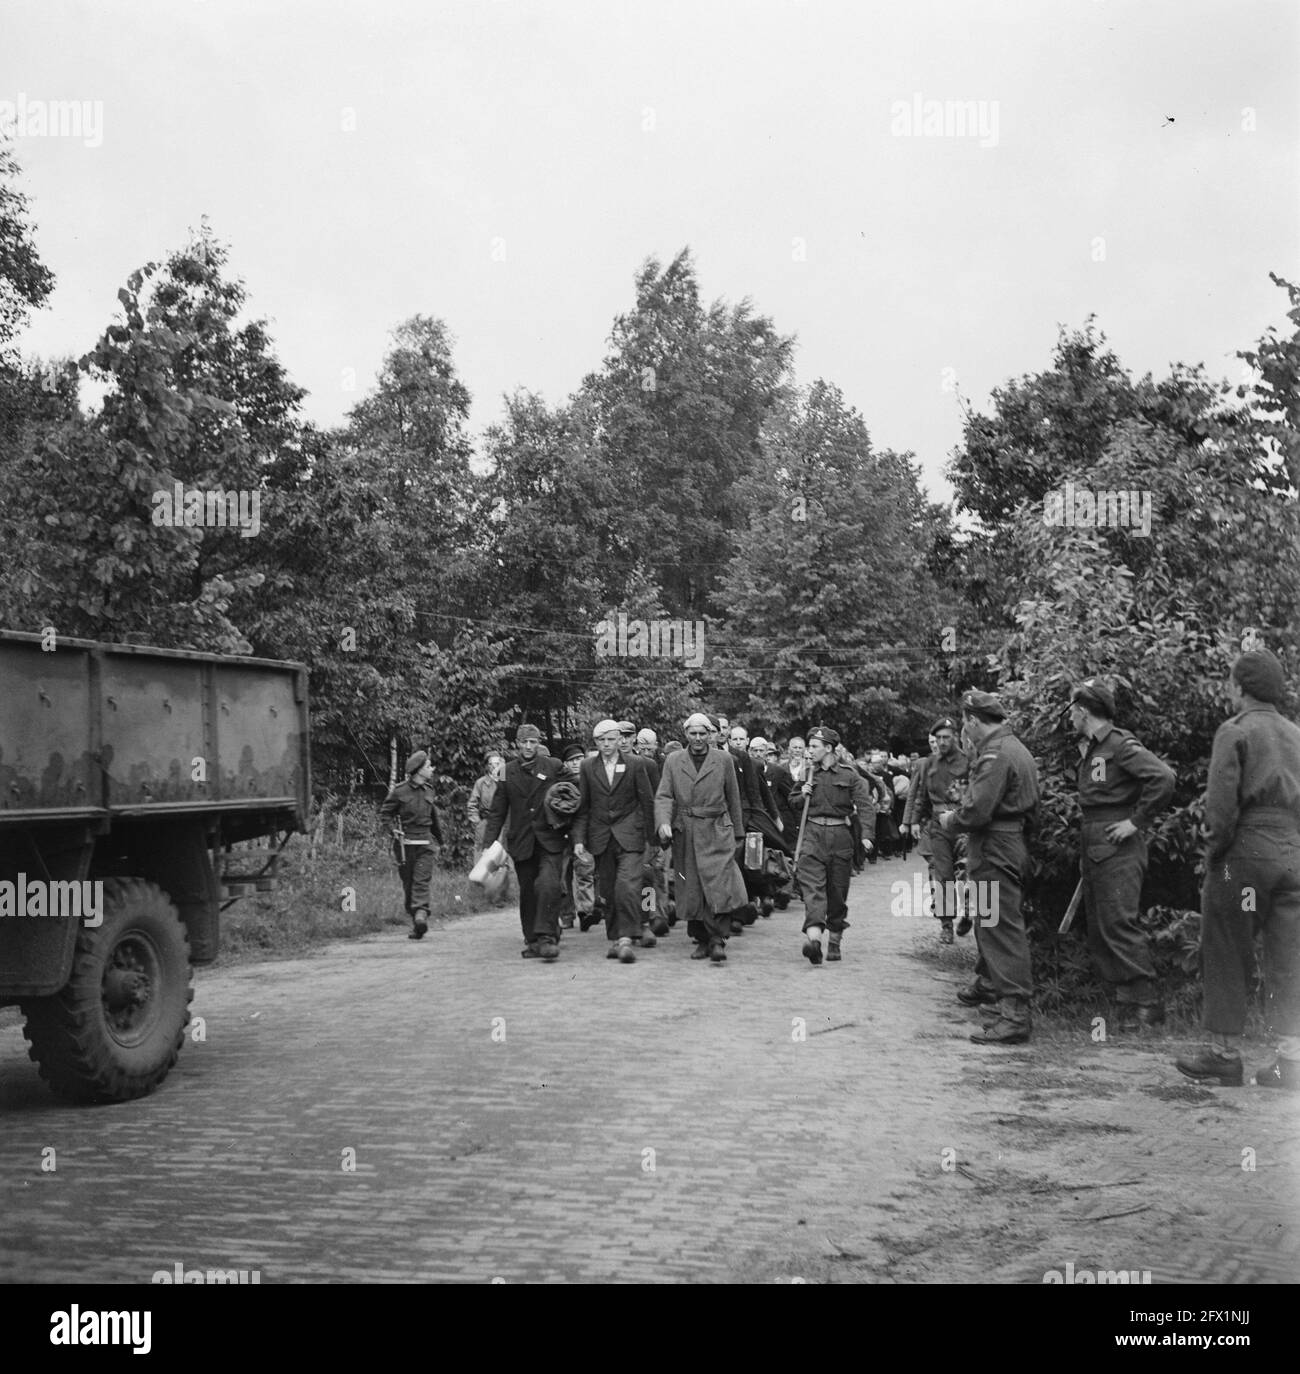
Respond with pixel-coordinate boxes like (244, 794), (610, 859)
(713, 381), (946, 748)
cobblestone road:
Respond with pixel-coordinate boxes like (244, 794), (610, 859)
(1, 854), (1296, 1284)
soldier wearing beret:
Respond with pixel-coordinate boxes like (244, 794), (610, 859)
(379, 750), (445, 940)
(795, 727), (876, 964)
(482, 724), (567, 961)
(906, 716), (972, 943)
(1177, 649), (1300, 1090)
(941, 692), (1041, 1043)
(1068, 677), (1176, 1029)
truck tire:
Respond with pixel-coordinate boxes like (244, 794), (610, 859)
(21, 877), (193, 1103)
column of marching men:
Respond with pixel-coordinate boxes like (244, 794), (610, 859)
(382, 647), (1300, 1091)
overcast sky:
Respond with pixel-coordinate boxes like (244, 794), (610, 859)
(5, 0), (1297, 501)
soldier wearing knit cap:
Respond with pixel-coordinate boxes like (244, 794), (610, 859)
(1068, 676), (1176, 1029)
(379, 750), (444, 940)
(1177, 649), (1300, 1089)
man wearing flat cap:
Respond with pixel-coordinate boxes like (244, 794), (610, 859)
(573, 719), (658, 963)
(1177, 649), (1300, 1090)
(482, 724), (567, 961)
(795, 727), (875, 965)
(906, 716), (972, 943)
(1068, 677), (1176, 1030)
(941, 692), (1041, 1042)
(380, 750), (445, 940)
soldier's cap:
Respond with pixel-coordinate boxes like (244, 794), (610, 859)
(1232, 649), (1286, 705)
(516, 723), (541, 742)
(636, 728), (658, 745)
(706, 714), (721, 732)
(616, 720), (636, 735)
(561, 741), (585, 761)
(593, 718), (621, 738)
(931, 717), (958, 734)
(405, 750), (429, 774)
(960, 690), (1006, 720)
(808, 727), (840, 747)
(1071, 677), (1115, 719)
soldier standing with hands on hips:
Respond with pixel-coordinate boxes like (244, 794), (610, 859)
(380, 750), (444, 941)
(1068, 677), (1175, 1030)
(796, 727), (875, 965)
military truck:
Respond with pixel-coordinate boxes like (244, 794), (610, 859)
(0, 630), (309, 1102)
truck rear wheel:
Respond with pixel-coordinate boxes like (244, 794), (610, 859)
(21, 877), (193, 1103)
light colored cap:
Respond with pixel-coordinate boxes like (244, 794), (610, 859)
(636, 728), (658, 745)
(593, 718), (621, 737)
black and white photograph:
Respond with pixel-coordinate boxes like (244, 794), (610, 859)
(0, 0), (1296, 1326)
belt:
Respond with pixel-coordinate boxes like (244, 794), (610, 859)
(1082, 806), (1131, 821)
(984, 820), (1023, 832)
(808, 816), (850, 827)
(684, 808), (725, 819)
(1241, 805), (1300, 824)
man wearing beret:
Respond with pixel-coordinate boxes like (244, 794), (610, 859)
(482, 724), (567, 961)
(795, 727), (876, 964)
(1068, 677), (1176, 1029)
(941, 692), (1041, 1043)
(379, 751), (445, 941)
(907, 717), (972, 942)
(1177, 649), (1300, 1089)
(573, 719), (658, 963)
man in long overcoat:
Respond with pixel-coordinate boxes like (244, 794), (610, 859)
(655, 713), (748, 962)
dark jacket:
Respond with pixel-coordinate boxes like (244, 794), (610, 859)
(571, 753), (656, 855)
(379, 778), (444, 843)
(1203, 702), (1300, 859)
(949, 725), (1040, 833)
(1075, 723), (1175, 828)
(482, 754), (566, 860)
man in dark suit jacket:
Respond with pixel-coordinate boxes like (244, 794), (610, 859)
(483, 723), (566, 960)
(572, 718), (657, 963)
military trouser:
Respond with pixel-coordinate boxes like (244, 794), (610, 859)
(928, 813), (961, 920)
(1200, 817), (1300, 1038)
(394, 841), (435, 921)
(1081, 817), (1158, 1003)
(596, 842), (645, 942)
(514, 850), (564, 945)
(797, 822), (854, 934)
(968, 825), (1032, 1005)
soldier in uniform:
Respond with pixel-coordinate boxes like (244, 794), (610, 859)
(1176, 649), (1300, 1089)
(905, 718), (970, 942)
(940, 691), (1041, 1044)
(795, 727), (876, 965)
(1068, 678), (1176, 1029)
(379, 750), (445, 941)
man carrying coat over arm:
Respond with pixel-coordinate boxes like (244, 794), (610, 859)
(482, 724), (567, 961)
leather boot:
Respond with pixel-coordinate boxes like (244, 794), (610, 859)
(970, 996), (1031, 1045)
